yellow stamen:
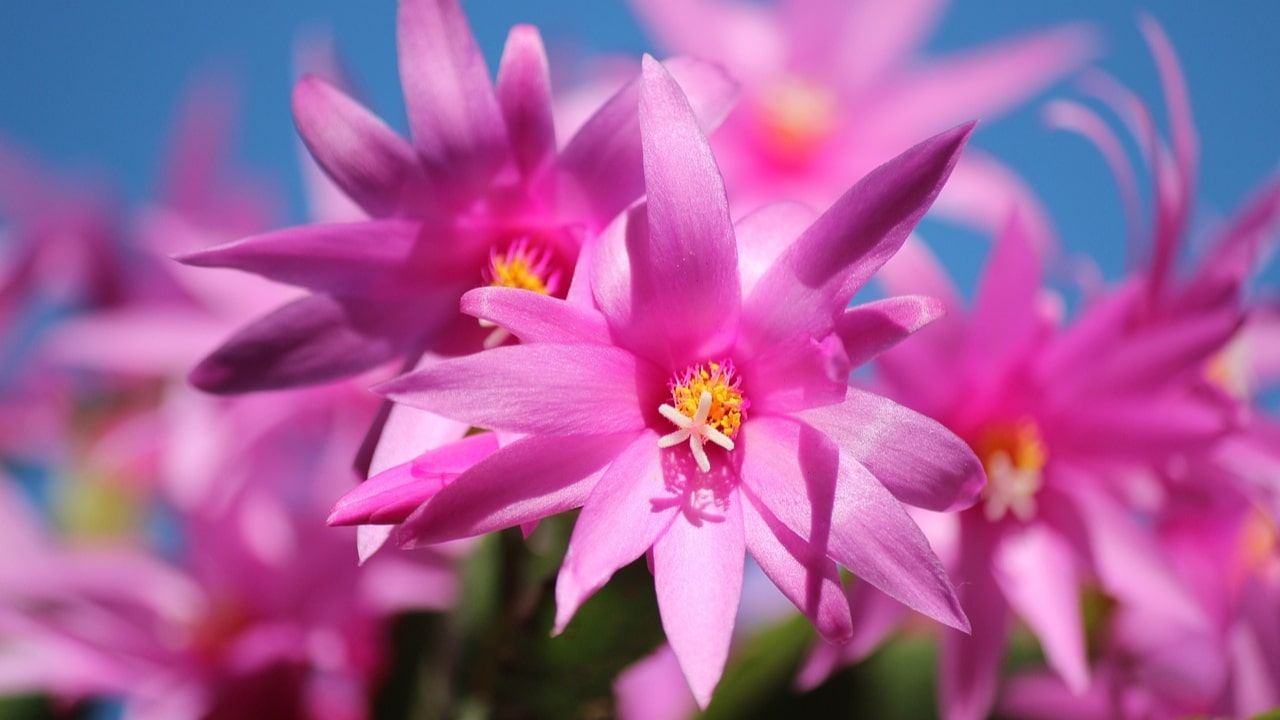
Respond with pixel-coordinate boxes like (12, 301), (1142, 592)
(976, 420), (1047, 522)
(658, 361), (749, 473)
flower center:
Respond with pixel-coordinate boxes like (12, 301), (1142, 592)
(478, 236), (563, 348)
(657, 361), (749, 473)
(1203, 334), (1251, 401)
(756, 76), (838, 169)
(975, 420), (1046, 522)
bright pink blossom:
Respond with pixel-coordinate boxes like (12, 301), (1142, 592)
(346, 56), (984, 706)
(180, 0), (736, 396)
(626, 0), (1095, 236)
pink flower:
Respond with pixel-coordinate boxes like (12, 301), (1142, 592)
(626, 0), (1095, 234)
(179, 0), (736, 395)
(357, 57), (983, 706)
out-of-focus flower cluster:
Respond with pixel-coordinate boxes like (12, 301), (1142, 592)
(1, 1), (1276, 719)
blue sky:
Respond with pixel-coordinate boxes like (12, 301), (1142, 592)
(1, 1), (1277, 291)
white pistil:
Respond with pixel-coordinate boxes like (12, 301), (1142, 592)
(657, 390), (735, 474)
(983, 451), (1042, 522)
(477, 318), (511, 349)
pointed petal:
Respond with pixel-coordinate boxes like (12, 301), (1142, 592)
(555, 434), (678, 631)
(292, 76), (423, 218)
(397, 0), (506, 196)
(741, 495), (851, 643)
(495, 25), (556, 181)
(613, 644), (699, 720)
(992, 523), (1088, 693)
(743, 332), (849, 415)
(354, 524), (395, 565)
(797, 387), (985, 513)
(189, 294), (415, 393)
(964, 210), (1043, 375)
(460, 287), (612, 345)
(1056, 477), (1205, 627)
(638, 55), (740, 363)
(176, 221), (427, 297)
(368, 388), (471, 478)
(329, 433), (501, 525)
(743, 124), (972, 351)
(653, 496), (745, 708)
(627, 0), (781, 85)
(1139, 15), (1197, 197)
(398, 432), (635, 545)
(836, 295), (947, 368)
(739, 417), (967, 631)
(939, 534), (1008, 720)
(378, 344), (660, 435)
(874, 235), (963, 310)
(558, 56), (739, 232)
(864, 24), (1097, 151)
(785, 0), (943, 97)
(734, 201), (817, 298)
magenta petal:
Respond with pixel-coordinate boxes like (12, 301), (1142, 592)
(740, 417), (967, 631)
(189, 295), (415, 393)
(864, 24), (1097, 152)
(992, 523), (1089, 693)
(1058, 478), (1204, 627)
(397, 432), (635, 545)
(744, 332), (849, 415)
(743, 124), (972, 350)
(964, 211), (1043, 374)
(495, 25), (556, 181)
(292, 76), (422, 218)
(785, 0), (943, 95)
(741, 495), (851, 644)
(734, 202), (817, 297)
(797, 387), (984, 513)
(653, 496), (745, 709)
(613, 644), (699, 720)
(1075, 308), (1243, 394)
(873, 235), (963, 311)
(555, 434), (677, 632)
(836, 295), (947, 369)
(177, 221), (426, 297)
(397, 0), (506, 196)
(939, 531), (1009, 720)
(378, 344), (660, 435)
(329, 433), (500, 526)
(638, 55), (740, 362)
(460, 287), (612, 345)
(558, 56), (739, 233)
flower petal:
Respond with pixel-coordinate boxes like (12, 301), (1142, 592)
(638, 55), (740, 364)
(797, 387), (984, 513)
(743, 124), (972, 351)
(558, 56), (739, 234)
(176, 221), (430, 297)
(964, 210), (1044, 377)
(378, 344), (660, 436)
(189, 294), (416, 393)
(653, 493), (745, 709)
(862, 24), (1097, 154)
(397, 432), (635, 545)
(734, 201), (817, 298)
(836, 294), (947, 369)
(460, 287), (612, 345)
(992, 522), (1088, 694)
(292, 76), (423, 218)
(555, 433), (678, 632)
(329, 433), (500, 526)
(397, 0), (506, 198)
(939, 524), (1009, 720)
(741, 494), (851, 644)
(495, 25), (556, 182)
(739, 417), (967, 631)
